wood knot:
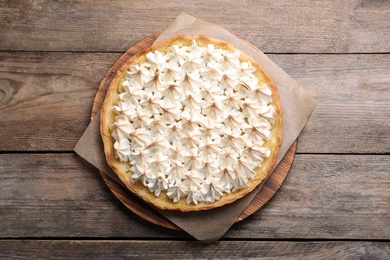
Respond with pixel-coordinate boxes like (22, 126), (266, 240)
(0, 78), (24, 109)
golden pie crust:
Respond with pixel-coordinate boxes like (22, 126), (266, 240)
(101, 35), (282, 212)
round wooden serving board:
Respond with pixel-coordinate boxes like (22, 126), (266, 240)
(92, 33), (297, 230)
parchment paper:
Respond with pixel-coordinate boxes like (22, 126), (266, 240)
(74, 13), (316, 242)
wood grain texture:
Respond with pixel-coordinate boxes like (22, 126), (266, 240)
(1, 52), (389, 153)
(0, 0), (389, 53)
(1, 153), (388, 239)
(269, 53), (390, 154)
(0, 0), (389, 257)
(0, 153), (185, 238)
(0, 240), (389, 259)
(0, 51), (119, 151)
(230, 154), (390, 240)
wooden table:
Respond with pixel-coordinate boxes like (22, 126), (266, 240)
(1, 1), (389, 258)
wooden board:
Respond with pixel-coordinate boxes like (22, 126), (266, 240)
(1, 52), (389, 153)
(1, 0), (390, 53)
(92, 33), (297, 230)
(0, 240), (388, 259)
(1, 153), (389, 239)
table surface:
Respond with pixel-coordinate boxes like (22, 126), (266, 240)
(1, 0), (389, 258)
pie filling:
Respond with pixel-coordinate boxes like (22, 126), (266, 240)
(110, 39), (276, 205)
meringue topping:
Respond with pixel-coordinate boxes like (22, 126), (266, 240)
(111, 40), (276, 204)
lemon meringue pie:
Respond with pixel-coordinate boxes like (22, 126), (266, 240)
(101, 35), (282, 211)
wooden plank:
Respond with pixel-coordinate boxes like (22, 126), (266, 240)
(0, 52), (118, 151)
(0, 240), (388, 259)
(229, 154), (390, 240)
(268, 53), (390, 154)
(0, 153), (185, 239)
(0, 153), (388, 239)
(1, 52), (389, 153)
(0, 0), (389, 53)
